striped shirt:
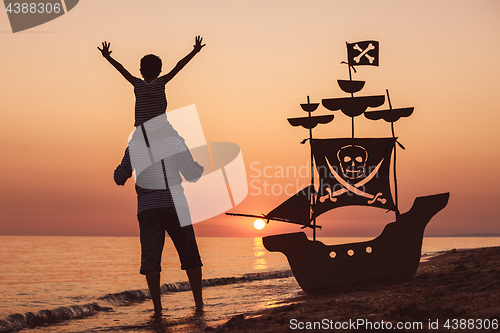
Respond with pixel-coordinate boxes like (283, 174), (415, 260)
(134, 77), (167, 126)
(114, 138), (204, 215)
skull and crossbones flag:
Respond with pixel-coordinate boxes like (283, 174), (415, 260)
(347, 40), (379, 66)
(312, 137), (396, 218)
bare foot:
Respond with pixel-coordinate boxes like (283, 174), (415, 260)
(195, 302), (204, 313)
(154, 307), (163, 317)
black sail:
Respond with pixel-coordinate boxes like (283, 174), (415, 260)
(264, 185), (315, 227)
(312, 138), (396, 218)
(226, 185), (316, 228)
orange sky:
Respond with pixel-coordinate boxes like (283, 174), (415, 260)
(1, 1), (499, 237)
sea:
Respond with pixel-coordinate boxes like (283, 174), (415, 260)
(1, 236), (499, 332)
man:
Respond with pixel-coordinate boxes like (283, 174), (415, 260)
(114, 119), (204, 315)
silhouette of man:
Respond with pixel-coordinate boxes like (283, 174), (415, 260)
(114, 118), (204, 315)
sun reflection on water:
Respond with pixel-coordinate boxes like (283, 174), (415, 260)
(253, 237), (267, 271)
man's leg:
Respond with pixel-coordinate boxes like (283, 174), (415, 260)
(145, 270), (162, 314)
(163, 207), (203, 309)
(139, 208), (167, 315)
(186, 266), (203, 309)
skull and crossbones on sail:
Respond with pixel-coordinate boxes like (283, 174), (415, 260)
(312, 138), (396, 217)
(320, 144), (386, 205)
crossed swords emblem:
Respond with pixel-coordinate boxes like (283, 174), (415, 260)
(353, 43), (376, 64)
(319, 157), (386, 205)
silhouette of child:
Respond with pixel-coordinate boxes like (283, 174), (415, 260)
(98, 36), (205, 129)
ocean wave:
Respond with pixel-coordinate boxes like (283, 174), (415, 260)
(0, 270), (293, 332)
(0, 303), (112, 333)
(421, 249), (464, 262)
(99, 270), (293, 305)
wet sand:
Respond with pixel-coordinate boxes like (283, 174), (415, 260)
(208, 246), (500, 332)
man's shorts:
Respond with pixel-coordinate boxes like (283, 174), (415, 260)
(138, 207), (202, 275)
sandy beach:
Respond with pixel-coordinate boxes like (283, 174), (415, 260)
(209, 246), (500, 332)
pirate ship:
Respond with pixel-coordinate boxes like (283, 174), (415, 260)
(227, 40), (449, 294)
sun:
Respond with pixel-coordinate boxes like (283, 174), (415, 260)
(253, 219), (266, 230)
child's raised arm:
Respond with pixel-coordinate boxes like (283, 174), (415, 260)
(160, 36), (206, 84)
(98, 41), (137, 85)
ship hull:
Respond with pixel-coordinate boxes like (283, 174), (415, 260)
(262, 193), (449, 294)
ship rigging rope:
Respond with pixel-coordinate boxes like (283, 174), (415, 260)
(340, 61), (357, 73)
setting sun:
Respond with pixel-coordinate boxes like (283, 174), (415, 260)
(253, 219), (266, 230)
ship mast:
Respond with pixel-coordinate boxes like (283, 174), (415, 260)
(386, 89), (400, 218)
(304, 96), (317, 240)
(286, 97), (334, 238)
(347, 42), (355, 139)
(364, 89), (414, 218)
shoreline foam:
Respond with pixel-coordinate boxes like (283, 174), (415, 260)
(0, 270), (293, 332)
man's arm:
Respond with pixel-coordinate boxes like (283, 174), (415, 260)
(98, 41), (137, 85)
(174, 141), (204, 183)
(160, 36), (206, 84)
(114, 147), (133, 186)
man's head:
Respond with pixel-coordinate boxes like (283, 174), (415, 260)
(140, 54), (162, 79)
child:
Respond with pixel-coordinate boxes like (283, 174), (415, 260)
(98, 36), (205, 127)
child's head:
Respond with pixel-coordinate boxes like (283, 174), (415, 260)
(140, 54), (162, 79)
